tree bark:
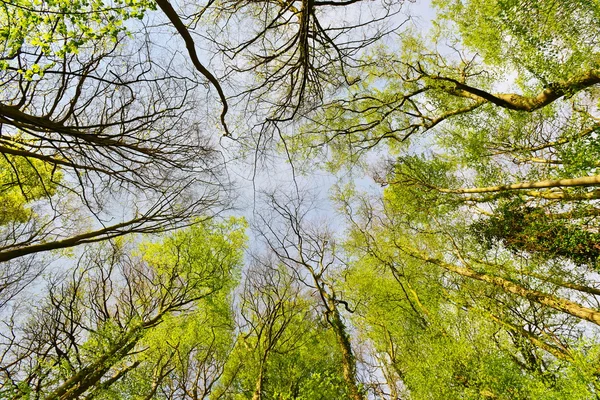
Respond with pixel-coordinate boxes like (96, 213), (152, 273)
(45, 329), (142, 400)
(405, 248), (600, 326)
(325, 299), (363, 400)
(436, 175), (600, 195)
(435, 68), (600, 112)
(459, 189), (600, 203)
(252, 355), (268, 400)
(0, 216), (150, 262)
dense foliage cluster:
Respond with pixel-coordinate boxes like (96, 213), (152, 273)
(472, 200), (600, 266)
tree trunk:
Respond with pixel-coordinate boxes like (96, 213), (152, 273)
(252, 367), (265, 400)
(436, 68), (600, 111)
(45, 330), (141, 400)
(437, 175), (600, 195)
(406, 248), (600, 326)
(460, 189), (600, 203)
(327, 302), (363, 400)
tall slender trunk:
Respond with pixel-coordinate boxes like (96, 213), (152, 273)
(252, 364), (265, 400)
(405, 247), (600, 326)
(435, 175), (600, 195)
(459, 189), (600, 203)
(252, 345), (272, 400)
(326, 299), (363, 400)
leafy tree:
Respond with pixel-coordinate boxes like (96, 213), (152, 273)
(0, 153), (60, 226)
(254, 191), (365, 400)
(281, 7), (600, 397)
(0, 154), (62, 306)
(0, 218), (246, 400)
(215, 255), (349, 400)
(472, 199), (600, 267)
(339, 189), (600, 398)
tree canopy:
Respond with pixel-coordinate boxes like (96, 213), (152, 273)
(2, 0), (600, 399)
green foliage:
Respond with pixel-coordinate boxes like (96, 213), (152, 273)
(0, 154), (61, 225)
(5, 0), (600, 398)
(0, 0), (156, 67)
(472, 199), (600, 267)
(140, 217), (247, 300)
(434, 0), (600, 82)
(556, 126), (600, 178)
(214, 301), (349, 399)
(3, 219), (247, 400)
(343, 195), (600, 399)
(263, 330), (349, 400)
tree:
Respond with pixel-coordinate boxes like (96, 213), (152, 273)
(150, 0), (406, 172)
(0, 218), (246, 399)
(214, 253), (349, 400)
(240, 257), (308, 400)
(278, 5), (600, 393)
(290, 0), (600, 172)
(254, 191), (365, 400)
(203, 0), (402, 123)
(338, 188), (600, 398)
(471, 199), (600, 267)
(0, 0), (233, 268)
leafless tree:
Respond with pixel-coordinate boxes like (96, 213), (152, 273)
(154, 0), (406, 153)
(254, 190), (365, 400)
(0, 4), (233, 290)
